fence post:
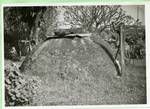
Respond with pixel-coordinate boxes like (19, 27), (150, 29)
(120, 24), (125, 74)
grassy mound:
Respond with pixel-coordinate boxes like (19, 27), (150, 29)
(19, 36), (146, 105)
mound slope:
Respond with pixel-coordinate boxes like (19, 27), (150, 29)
(20, 35), (119, 105)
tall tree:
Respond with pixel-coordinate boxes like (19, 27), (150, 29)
(4, 7), (46, 43)
(35, 7), (58, 42)
(4, 6), (58, 56)
(64, 6), (135, 33)
(4, 6), (58, 42)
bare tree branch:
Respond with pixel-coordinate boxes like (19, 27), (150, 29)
(63, 5), (135, 33)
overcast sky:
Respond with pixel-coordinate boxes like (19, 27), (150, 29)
(122, 5), (145, 25)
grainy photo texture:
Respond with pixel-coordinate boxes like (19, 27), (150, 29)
(4, 5), (146, 106)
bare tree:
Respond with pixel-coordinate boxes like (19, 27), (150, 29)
(64, 6), (135, 33)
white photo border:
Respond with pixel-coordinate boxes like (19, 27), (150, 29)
(1, 2), (150, 109)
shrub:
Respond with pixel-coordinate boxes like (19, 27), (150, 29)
(5, 65), (41, 106)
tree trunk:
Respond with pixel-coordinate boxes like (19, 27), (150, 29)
(120, 24), (125, 75)
(29, 11), (42, 45)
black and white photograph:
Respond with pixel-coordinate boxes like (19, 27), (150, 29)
(3, 5), (146, 106)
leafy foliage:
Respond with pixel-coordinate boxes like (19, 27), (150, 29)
(4, 7), (46, 41)
(4, 7), (58, 58)
(37, 7), (58, 41)
(5, 63), (41, 106)
(4, 7), (59, 42)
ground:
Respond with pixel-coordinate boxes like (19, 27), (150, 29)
(5, 37), (146, 105)
(5, 57), (146, 105)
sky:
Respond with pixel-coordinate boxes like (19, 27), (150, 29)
(122, 5), (145, 25)
(57, 5), (145, 29)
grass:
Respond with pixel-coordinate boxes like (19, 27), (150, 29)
(8, 59), (146, 105)
(4, 37), (146, 105)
